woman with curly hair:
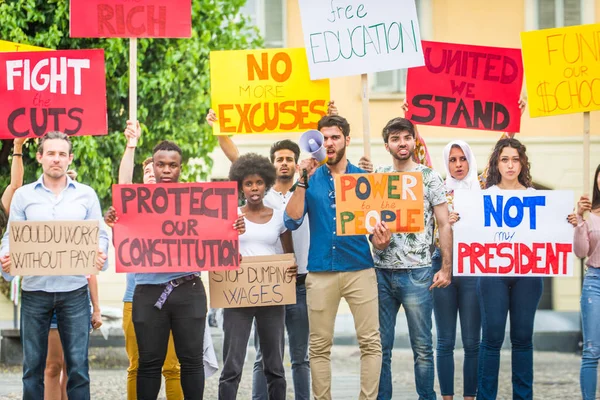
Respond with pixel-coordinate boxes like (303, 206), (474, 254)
(219, 153), (296, 400)
(477, 138), (540, 400)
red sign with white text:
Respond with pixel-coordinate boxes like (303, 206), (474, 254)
(406, 41), (523, 133)
(112, 182), (240, 273)
(69, 0), (192, 38)
(0, 49), (107, 139)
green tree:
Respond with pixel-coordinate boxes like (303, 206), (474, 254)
(0, 0), (261, 208)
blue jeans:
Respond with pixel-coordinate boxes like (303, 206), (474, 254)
(21, 286), (91, 400)
(432, 249), (480, 397)
(581, 267), (600, 400)
(376, 267), (435, 400)
(477, 277), (542, 400)
(253, 283), (310, 400)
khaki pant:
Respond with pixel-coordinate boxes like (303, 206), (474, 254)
(122, 302), (183, 400)
(306, 268), (382, 400)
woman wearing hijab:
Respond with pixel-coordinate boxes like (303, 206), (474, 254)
(432, 140), (481, 400)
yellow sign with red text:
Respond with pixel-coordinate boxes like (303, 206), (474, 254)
(210, 48), (330, 135)
(0, 40), (49, 52)
(521, 23), (600, 117)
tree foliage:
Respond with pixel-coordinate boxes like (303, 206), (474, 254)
(0, 0), (262, 208)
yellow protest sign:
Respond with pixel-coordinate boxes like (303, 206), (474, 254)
(210, 48), (330, 135)
(335, 172), (425, 236)
(521, 24), (600, 117)
(0, 40), (50, 52)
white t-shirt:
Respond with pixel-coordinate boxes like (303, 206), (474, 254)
(239, 208), (287, 257)
(264, 189), (310, 275)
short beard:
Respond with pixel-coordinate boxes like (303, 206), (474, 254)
(277, 173), (294, 182)
(326, 145), (346, 166)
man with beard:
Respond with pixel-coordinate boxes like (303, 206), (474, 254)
(285, 115), (382, 400)
(370, 117), (452, 400)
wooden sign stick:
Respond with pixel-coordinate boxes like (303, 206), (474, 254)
(584, 111), (591, 192)
(129, 38), (138, 146)
(361, 73), (371, 159)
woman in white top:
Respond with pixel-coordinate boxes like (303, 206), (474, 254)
(477, 138), (540, 400)
(218, 153), (295, 400)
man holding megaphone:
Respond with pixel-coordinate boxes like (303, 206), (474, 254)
(284, 113), (382, 400)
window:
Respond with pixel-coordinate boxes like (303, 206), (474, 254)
(241, 0), (286, 48)
(371, 0), (426, 94)
(537, 0), (582, 29)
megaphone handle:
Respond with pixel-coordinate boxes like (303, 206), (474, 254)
(302, 169), (309, 189)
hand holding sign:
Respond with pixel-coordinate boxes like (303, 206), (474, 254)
(372, 221), (391, 250)
(104, 206), (118, 228)
(124, 120), (140, 148)
(1, 254), (9, 273)
(577, 195), (592, 216)
(95, 249), (107, 270)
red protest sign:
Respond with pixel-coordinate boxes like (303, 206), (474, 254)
(406, 41), (523, 133)
(0, 49), (107, 139)
(112, 182), (240, 273)
(70, 0), (192, 38)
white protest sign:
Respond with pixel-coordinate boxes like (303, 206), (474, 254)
(297, 0), (425, 80)
(9, 220), (100, 276)
(453, 190), (574, 277)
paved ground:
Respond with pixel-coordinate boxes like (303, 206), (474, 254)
(0, 345), (583, 399)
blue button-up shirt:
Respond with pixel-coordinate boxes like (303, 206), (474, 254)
(0, 176), (109, 292)
(284, 162), (373, 272)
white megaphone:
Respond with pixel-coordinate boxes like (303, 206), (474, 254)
(299, 129), (328, 165)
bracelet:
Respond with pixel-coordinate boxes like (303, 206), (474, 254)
(296, 181), (307, 189)
(12, 153), (22, 157)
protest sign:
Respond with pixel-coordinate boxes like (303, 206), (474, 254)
(69, 0), (192, 38)
(209, 254), (296, 308)
(210, 48), (330, 135)
(0, 41), (49, 53)
(335, 172), (424, 236)
(0, 49), (107, 139)
(9, 221), (99, 276)
(112, 182), (239, 273)
(521, 23), (600, 117)
(453, 190), (574, 277)
(406, 41), (523, 132)
(297, 0), (424, 80)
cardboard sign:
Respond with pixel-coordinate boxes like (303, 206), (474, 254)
(335, 172), (424, 236)
(9, 221), (99, 276)
(406, 41), (523, 132)
(297, 0), (424, 80)
(210, 48), (330, 135)
(0, 41), (49, 53)
(112, 182), (240, 273)
(0, 49), (107, 139)
(209, 254), (297, 308)
(69, 0), (192, 38)
(521, 23), (600, 117)
(453, 190), (574, 277)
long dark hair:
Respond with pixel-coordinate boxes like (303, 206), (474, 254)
(593, 164), (600, 210)
(485, 138), (532, 189)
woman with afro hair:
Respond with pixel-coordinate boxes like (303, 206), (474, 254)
(218, 153), (296, 400)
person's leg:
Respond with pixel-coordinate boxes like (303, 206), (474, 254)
(168, 278), (206, 400)
(456, 276), (481, 400)
(285, 283), (311, 400)
(509, 277), (542, 400)
(44, 328), (65, 400)
(162, 332), (183, 400)
(219, 307), (255, 400)
(403, 267), (435, 400)
(20, 290), (54, 400)
(255, 305), (287, 400)
(432, 256), (459, 399)
(477, 277), (510, 400)
(375, 269), (401, 400)
(306, 272), (342, 400)
(252, 319), (268, 400)
(122, 302), (139, 400)
(55, 286), (91, 400)
(133, 284), (172, 400)
(60, 362), (67, 400)
(580, 268), (600, 400)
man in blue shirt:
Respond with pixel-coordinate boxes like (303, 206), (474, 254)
(0, 131), (109, 400)
(285, 115), (382, 400)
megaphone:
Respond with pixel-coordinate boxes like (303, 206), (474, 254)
(299, 129), (328, 165)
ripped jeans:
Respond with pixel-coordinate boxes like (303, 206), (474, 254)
(581, 266), (600, 400)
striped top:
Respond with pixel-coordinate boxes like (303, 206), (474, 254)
(574, 213), (600, 269)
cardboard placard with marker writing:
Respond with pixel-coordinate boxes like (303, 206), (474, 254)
(9, 221), (100, 276)
(521, 23), (600, 117)
(209, 254), (297, 308)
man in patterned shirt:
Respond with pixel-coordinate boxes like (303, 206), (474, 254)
(370, 117), (452, 400)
